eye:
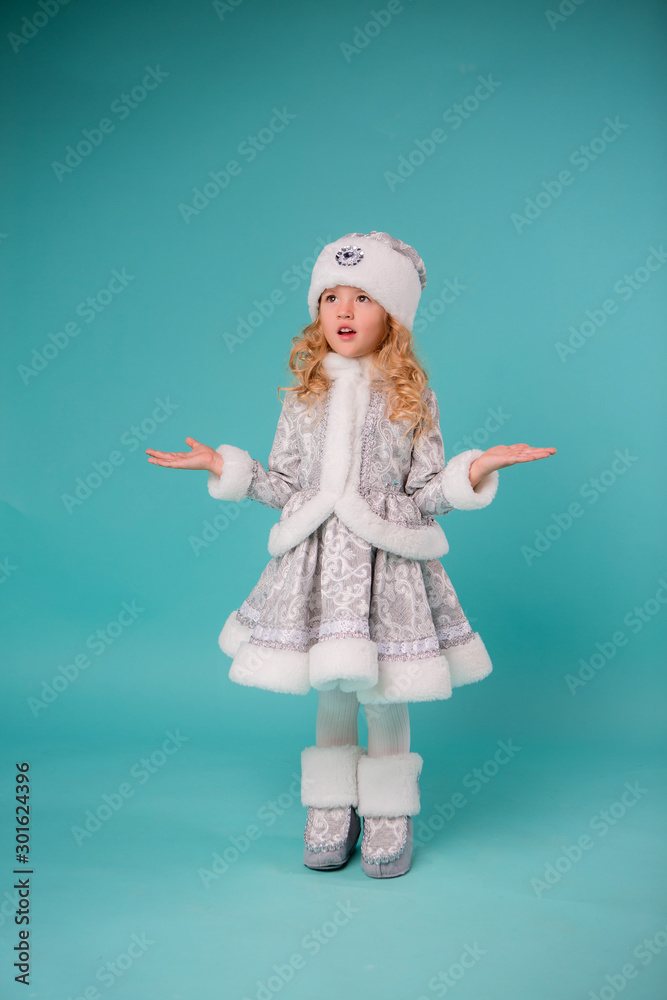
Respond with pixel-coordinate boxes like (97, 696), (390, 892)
(324, 294), (336, 302)
(358, 294), (370, 301)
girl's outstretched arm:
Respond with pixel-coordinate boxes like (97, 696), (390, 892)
(205, 394), (302, 509)
(469, 444), (557, 490)
(405, 387), (500, 515)
(147, 396), (303, 510)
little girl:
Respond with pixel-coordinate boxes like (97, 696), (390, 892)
(147, 231), (556, 879)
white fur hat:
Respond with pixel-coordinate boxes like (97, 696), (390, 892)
(307, 231), (427, 332)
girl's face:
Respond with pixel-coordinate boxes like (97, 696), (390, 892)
(319, 285), (387, 358)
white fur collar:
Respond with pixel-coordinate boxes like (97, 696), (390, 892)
(321, 350), (376, 381)
(267, 348), (449, 562)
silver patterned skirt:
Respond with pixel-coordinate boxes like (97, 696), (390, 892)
(238, 512), (475, 657)
(218, 513), (493, 703)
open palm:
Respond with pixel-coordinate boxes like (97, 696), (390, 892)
(472, 443), (557, 480)
(146, 437), (220, 473)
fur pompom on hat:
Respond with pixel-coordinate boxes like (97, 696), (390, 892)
(307, 231), (427, 332)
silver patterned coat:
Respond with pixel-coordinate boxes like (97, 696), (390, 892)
(208, 350), (499, 561)
(205, 350), (500, 705)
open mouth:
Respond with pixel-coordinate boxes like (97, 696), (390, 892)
(338, 326), (356, 336)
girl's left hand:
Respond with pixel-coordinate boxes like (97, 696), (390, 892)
(469, 444), (557, 490)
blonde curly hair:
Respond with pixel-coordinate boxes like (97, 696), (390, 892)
(276, 308), (435, 443)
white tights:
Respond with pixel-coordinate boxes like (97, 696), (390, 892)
(315, 686), (410, 758)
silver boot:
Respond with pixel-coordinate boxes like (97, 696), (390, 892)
(303, 805), (361, 870)
(357, 752), (423, 879)
(300, 744), (367, 871)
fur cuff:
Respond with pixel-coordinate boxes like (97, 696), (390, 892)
(228, 641), (310, 695)
(207, 444), (255, 502)
(218, 610), (252, 657)
(445, 633), (493, 687)
(357, 751), (423, 817)
(301, 744), (368, 808)
(441, 449), (499, 510)
(356, 655), (452, 705)
(309, 636), (378, 692)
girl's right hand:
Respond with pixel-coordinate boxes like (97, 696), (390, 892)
(146, 438), (223, 476)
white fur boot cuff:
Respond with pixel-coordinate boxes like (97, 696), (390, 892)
(300, 744), (368, 809)
(357, 751), (423, 818)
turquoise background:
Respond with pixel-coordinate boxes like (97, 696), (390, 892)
(1, 0), (666, 997)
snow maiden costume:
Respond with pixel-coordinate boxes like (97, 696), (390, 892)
(206, 232), (500, 877)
